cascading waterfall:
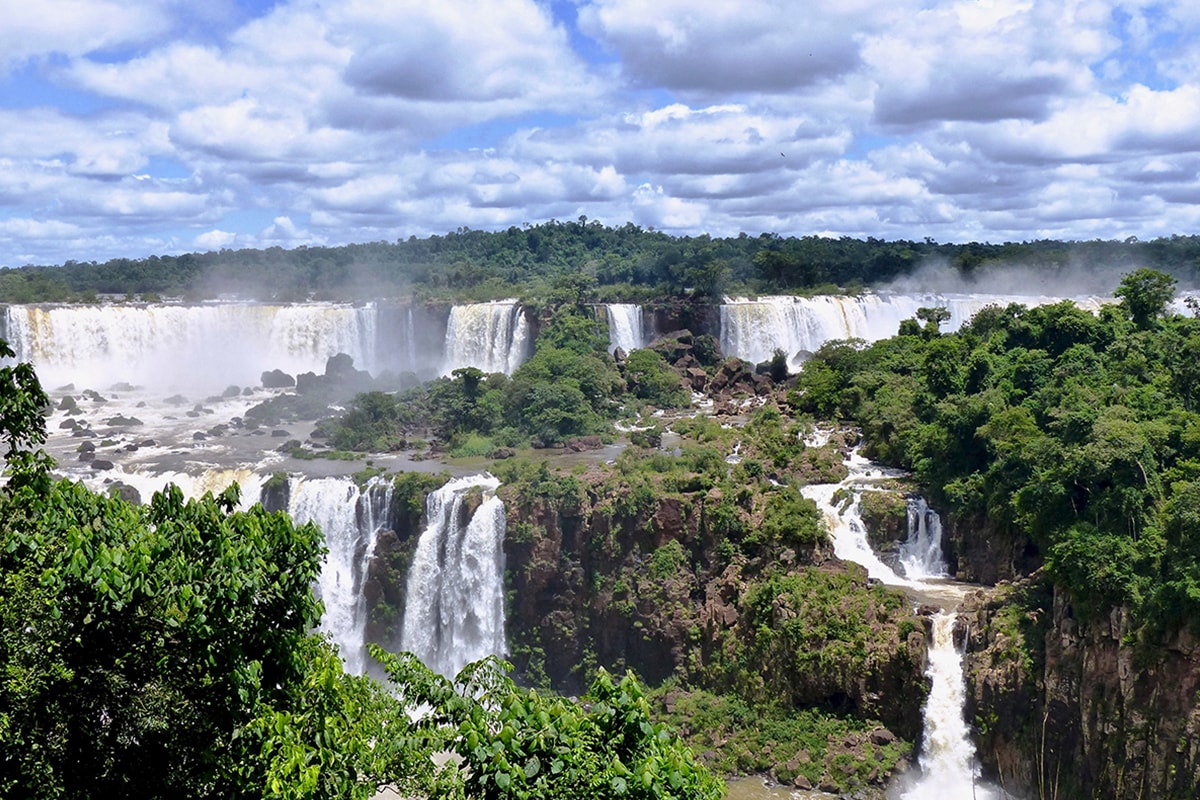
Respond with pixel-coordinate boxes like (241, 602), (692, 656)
(400, 474), (507, 679)
(441, 300), (530, 375)
(1, 302), (378, 391)
(900, 497), (948, 580)
(720, 293), (1105, 369)
(606, 303), (645, 353)
(800, 447), (914, 587)
(288, 476), (395, 675)
(899, 613), (999, 800)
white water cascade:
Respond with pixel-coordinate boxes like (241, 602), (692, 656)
(441, 300), (530, 375)
(801, 448), (915, 587)
(899, 613), (1000, 800)
(288, 476), (395, 675)
(900, 498), (949, 580)
(606, 303), (645, 353)
(1, 302), (378, 391)
(400, 474), (507, 679)
(720, 293), (1104, 369)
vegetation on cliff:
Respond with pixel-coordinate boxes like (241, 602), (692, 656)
(793, 269), (1200, 634)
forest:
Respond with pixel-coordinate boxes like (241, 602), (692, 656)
(4, 220), (1200, 303)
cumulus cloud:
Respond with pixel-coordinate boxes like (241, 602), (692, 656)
(7, 0), (1200, 267)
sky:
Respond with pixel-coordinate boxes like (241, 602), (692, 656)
(2, 0), (1200, 268)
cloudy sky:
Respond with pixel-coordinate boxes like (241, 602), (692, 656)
(2, 0), (1198, 267)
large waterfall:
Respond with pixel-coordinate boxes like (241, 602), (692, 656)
(2, 302), (378, 391)
(720, 293), (1103, 369)
(400, 474), (507, 678)
(899, 613), (999, 800)
(288, 476), (395, 676)
(441, 300), (530, 375)
(606, 303), (645, 353)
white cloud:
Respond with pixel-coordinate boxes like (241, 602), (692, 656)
(0, 0), (172, 71)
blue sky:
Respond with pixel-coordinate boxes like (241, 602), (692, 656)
(2, 0), (1199, 267)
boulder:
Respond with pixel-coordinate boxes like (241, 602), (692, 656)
(261, 369), (296, 389)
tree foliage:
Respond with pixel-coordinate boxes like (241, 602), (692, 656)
(793, 269), (1200, 630)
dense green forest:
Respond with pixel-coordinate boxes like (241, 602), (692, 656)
(792, 269), (1200, 632)
(4, 220), (1200, 302)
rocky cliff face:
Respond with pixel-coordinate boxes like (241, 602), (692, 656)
(961, 577), (1200, 799)
(944, 511), (1042, 585)
(500, 470), (930, 742)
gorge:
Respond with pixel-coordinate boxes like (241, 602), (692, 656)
(5, 280), (1200, 799)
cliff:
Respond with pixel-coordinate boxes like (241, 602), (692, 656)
(961, 576), (1200, 799)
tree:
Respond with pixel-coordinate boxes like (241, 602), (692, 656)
(374, 650), (724, 800)
(1115, 268), (1177, 329)
(0, 340), (416, 800)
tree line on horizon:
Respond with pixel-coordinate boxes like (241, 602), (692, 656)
(3, 218), (1200, 304)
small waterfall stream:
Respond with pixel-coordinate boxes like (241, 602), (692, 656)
(606, 303), (645, 353)
(441, 300), (530, 375)
(400, 474), (507, 679)
(898, 613), (1000, 800)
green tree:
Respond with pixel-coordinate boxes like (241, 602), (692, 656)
(374, 651), (724, 800)
(0, 340), (417, 800)
(1115, 268), (1177, 329)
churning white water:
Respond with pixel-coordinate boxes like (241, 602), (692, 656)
(289, 476), (395, 675)
(441, 300), (530, 375)
(400, 474), (507, 679)
(900, 498), (949, 580)
(2, 302), (378, 391)
(606, 303), (645, 353)
(898, 613), (999, 800)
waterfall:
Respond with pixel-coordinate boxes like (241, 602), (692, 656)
(900, 613), (999, 800)
(801, 446), (914, 587)
(900, 497), (948, 580)
(606, 303), (645, 353)
(441, 300), (530, 375)
(288, 476), (395, 675)
(720, 293), (1105, 369)
(400, 474), (507, 679)
(1, 302), (377, 391)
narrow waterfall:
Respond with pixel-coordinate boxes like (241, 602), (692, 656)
(900, 498), (948, 580)
(900, 613), (999, 800)
(720, 293), (1105, 369)
(400, 474), (507, 679)
(288, 476), (395, 675)
(606, 303), (645, 353)
(441, 300), (530, 375)
(1, 302), (378, 391)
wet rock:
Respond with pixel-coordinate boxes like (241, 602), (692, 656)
(106, 415), (143, 427)
(108, 483), (142, 505)
(59, 419), (79, 430)
(192, 432), (207, 441)
(271, 429), (291, 438)
(164, 394), (189, 405)
(109, 382), (136, 393)
(261, 369), (296, 389)
(222, 385), (242, 398)
(89, 459), (114, 471)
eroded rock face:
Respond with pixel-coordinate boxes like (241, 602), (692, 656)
(961, 578), (1200, 800)
(499, 475), (929, 740)
(944, 511), (1041, 585)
